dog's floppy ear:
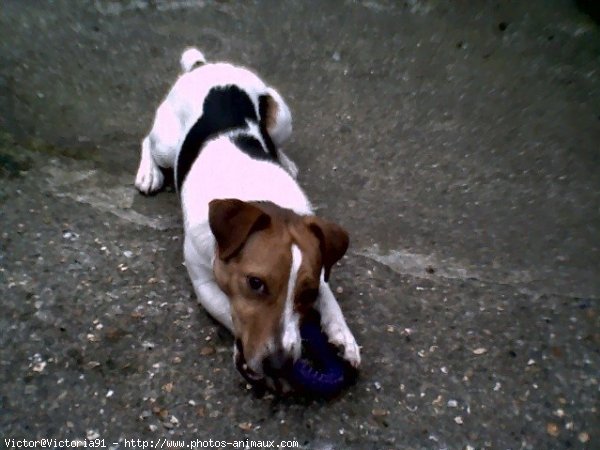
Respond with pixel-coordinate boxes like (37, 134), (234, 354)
(305, 216), (349, 283)
(209, 199), (270, 260)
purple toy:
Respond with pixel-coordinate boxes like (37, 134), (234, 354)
(288, 317), (357, 397)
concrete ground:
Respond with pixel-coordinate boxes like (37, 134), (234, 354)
(1, 1), (598, 449)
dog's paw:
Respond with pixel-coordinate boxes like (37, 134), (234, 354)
(282, 323), (302, 361)
(322, 320), (361, 368)
(135, 160), (164, 194)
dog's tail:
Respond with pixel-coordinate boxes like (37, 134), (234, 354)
(180, 47), (206, 73)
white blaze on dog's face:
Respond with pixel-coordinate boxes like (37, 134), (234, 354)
(208, 199), (348, 381)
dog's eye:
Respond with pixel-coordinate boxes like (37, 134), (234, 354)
(247, 276), (267, 294)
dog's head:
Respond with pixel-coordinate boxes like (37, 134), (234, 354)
(208, 199), (348, 384)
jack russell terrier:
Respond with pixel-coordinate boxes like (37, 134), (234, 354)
(134, 47), (360, 390)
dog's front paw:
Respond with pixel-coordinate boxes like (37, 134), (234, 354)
(135, 160), (164, 194)
(322, 320), (361, 368)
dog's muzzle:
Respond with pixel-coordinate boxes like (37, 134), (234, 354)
(234, 339), (294, 394)
(234, 339), (262, 382)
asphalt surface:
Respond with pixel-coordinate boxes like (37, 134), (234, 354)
(1, 1), (599, 449)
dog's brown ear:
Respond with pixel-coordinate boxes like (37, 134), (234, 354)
(209, 199), (270, 260)
(305, 216), (349, 282)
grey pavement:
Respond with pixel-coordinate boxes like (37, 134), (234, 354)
(1, 1), (599, 449)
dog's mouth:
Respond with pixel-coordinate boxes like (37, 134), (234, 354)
(235, 356), (263, 383)
(234, 339), (265, 383)
(234, 339), (294, 394)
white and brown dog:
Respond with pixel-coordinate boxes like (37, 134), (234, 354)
(134, 47), (360, 389)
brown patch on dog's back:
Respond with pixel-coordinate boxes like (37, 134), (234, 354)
(259, 94), (279, 132)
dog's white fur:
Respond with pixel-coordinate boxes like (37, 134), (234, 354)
(135, 47), (360, 381)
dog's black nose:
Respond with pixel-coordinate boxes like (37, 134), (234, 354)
(263, 350), (293, 376)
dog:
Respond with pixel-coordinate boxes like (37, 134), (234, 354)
(134, 47), (360, 390)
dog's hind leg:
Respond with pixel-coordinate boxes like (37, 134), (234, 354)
(135, 135), (164, 194)
(135, 102), (181, 194)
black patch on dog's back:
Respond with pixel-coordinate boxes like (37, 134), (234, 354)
(176, 85), (258, 191)
(233, 134), (277, 162)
